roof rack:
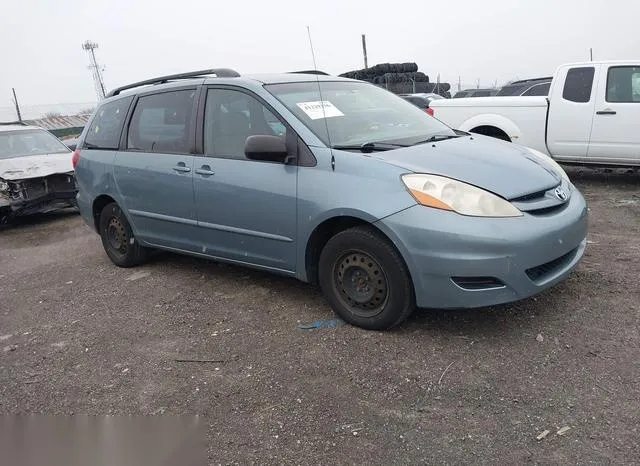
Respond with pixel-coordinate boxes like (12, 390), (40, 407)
(288, 70), (330, 75)
(106, 68), (241, 97)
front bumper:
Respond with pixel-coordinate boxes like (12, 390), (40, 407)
(375, 188), (589, 309)
(1, 173), (78, 216)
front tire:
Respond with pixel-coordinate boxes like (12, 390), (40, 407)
(98, 202), (148, 267)
(318, 226), (415, 330)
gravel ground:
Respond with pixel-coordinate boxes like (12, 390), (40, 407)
(1, 168), (639, 464)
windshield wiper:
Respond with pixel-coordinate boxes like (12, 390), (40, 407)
(332, 142), (407, 153)
(411, 134), (461, 145)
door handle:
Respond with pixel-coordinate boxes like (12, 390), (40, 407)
(195, 165), (215, 176)
(596, 110), (617, 115)
(173, 162), (191, 173)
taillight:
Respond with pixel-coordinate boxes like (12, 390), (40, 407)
(427, 107), (434, 117)
(71, 149), (80, 169)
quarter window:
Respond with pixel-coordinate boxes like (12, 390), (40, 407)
(127, 89), (196, 154)
(204, 89), (287, 160)
(84, 96), (133, 149)
(606, 66), (640, 103)
(562, 67), (595, 103)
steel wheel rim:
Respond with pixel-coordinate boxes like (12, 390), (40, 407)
(333, 250), (389, 318)
(106, 216), (128, 255)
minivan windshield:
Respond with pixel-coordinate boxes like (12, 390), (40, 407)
(265, 81), (455, 147)
(0, 129), (70, 160)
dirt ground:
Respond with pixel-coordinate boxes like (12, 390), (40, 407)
(1, 168), (639, 464)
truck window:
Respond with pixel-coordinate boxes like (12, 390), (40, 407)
(562, 67), (595, 103)
(606, 66), (640, 103)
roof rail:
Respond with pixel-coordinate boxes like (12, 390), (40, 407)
(508, 77), (553, 85)
(106, 68), (241, 97)
(288, 70), (330, 75)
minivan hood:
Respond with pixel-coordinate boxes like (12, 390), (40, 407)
(371, 135), (561, 199)
(0, 152), (73, 181)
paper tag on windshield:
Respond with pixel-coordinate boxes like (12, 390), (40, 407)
(296, 101), (344, 120)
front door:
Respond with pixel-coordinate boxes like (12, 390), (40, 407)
(114, 88), (200, 251)
(193, 87), (297, 273)
(587, 64), (640, 162)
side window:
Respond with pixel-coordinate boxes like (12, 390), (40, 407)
(84, 96), (133, 149)
(204, 89), (287, 160)
(127, 89), (196, 154)
(523, 82), (551, 96)
(606, 66), (640, 103)
(562, 67), (595, 103)
(473, 91), (491, 97)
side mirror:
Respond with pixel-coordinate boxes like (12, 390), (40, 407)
(245, 135), (288, 163)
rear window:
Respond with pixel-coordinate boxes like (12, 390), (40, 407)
(562, 67), (595, 103)
(84, 96), (133, 149)
(126, 89), (196, 154)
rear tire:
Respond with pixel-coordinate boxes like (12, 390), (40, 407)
(98, 202), (148, 267)
(318, 226), (415, 330)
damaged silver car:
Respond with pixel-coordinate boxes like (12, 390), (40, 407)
(0, 124), (77, 224)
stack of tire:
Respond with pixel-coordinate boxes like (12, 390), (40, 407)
(339, 63), (451, 98)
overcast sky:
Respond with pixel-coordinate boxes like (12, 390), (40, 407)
(1, 0), (639, 111)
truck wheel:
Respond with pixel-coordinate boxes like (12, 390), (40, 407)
(98, 202), (148, 267)
(318, 226), (415, 330)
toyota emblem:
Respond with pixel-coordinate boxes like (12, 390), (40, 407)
(554, 187), (568, 201)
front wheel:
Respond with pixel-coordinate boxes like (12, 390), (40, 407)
(318, 226), (415, 330)
(98, 202), (148, 267)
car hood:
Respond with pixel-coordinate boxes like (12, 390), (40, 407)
(0, 152), (73, 181)
(371, 135), (561, 199)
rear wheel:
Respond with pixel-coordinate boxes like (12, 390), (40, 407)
(98, 202), (148, 267)
(318, 226), (415, 330)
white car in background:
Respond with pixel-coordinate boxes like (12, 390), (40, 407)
(0, 124), (77, 224)
(429, 61), (640, 167)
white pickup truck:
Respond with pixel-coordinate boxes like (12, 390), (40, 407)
(429, 61), (640, 166)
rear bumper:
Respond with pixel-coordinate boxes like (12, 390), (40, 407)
(375, 187), (589, 309)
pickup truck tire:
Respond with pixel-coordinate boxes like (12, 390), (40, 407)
(470, 126), (511, 142)
(99, 202), (149, 268)
(318, 226), (415, 330)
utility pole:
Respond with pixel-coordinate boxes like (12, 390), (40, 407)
(361, 34), (368, 69)
(82, 40), (106, 100)
(12, 88), (22, 123)
(590, 48), (593, 61)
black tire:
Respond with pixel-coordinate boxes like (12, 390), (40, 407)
(318, 226), (415, 330)
(98, 202), (148, 267)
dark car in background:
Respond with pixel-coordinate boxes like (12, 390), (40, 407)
(496, 77), (552, 96)
(453, 88), (499, 98)
(399, 93), (445, 115)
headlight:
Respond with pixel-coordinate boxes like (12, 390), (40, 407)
(402, 174), (522, 217)
(0, 180), (8, 192)
(527, 148), (569, 183)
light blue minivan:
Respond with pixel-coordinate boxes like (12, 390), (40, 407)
(73, 69), (588, 330)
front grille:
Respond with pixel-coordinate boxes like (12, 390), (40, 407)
(525, 203), (568, 216)
(451, 276), (505, 290)
(526, 248), (578, 283)
(511, 189), (547, 202)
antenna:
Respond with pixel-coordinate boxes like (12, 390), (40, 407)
(306, 26), (335, 171)
(82, 40), (106, 100)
